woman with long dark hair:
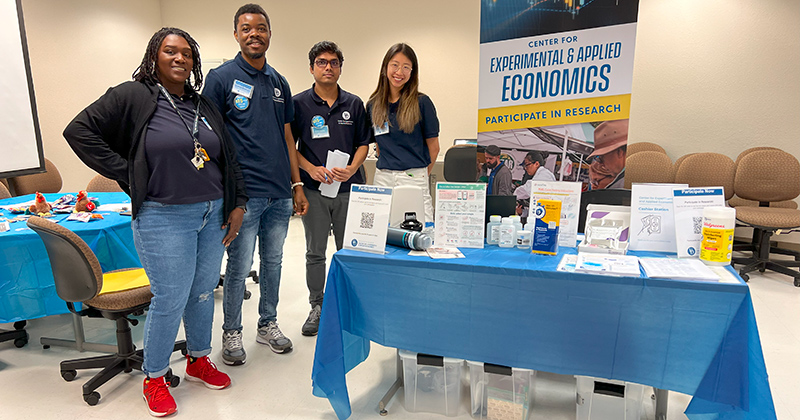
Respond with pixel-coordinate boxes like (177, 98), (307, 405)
(367, 43), (439, 229)
(64, 27), (247, 417)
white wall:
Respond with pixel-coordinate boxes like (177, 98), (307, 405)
(20, 0), (800, 234)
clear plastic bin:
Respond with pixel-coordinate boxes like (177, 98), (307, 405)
(399, 350), (464, 416)
(467, 361), (536, 420)
(576, 376), (645, 420)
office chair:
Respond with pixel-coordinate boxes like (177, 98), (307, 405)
(673, 153), (736, 200)
(0, 321), (28, 348)
(27, 216), (185, 406)
(0, 181), (11, 199)
(623, 151), (674, 189)
(443, 144), (478, 182)
(8, 157), (63, 195)
(86, 174), (123, 192)
(730, 150), (800, 285)
(626, 142), (666, 156)
(577, 188), (632, 233)
(728, 147), (797, 209)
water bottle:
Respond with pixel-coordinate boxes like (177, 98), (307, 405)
(510, 215), (523, 235)
(498, 218), (515, 248)
(386, 227), (433, 251)
(486, 215), (502, 245)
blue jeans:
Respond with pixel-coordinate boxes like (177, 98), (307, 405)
(133, 199), (226, 378)
(223, 197), (292, 331)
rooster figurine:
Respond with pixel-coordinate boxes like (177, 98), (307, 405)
(29, 192), (52, 215)
(75, 190), (96, 212)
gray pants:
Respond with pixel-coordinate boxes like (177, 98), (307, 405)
(301, 187), (349, 307)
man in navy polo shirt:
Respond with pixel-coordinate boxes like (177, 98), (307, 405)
(203, 3), (308, 365)
(292, 41), (372, 336)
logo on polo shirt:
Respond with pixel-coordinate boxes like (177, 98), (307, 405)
(274, 88), (281, 97)
(234, 95), (249, 111)
(342, 111), (350, 120)
(273, 87), (284, 103)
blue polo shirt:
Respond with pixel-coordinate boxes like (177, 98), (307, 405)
(203, 53), (294, 198)
(291, 85), (373, 194)
(368, 94), (439, 171)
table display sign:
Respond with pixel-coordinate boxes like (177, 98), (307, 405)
(528, 180), (582, 247)
(672, 187), (726, 258)
(434, 182), (487, 248)
(629, 183), (687, 252)
(343, 185), (392, 254)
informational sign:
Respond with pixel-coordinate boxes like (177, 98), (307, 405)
(629, 183), (687, 252)
(343, 185), (393, 254)
(528, 180), (582, 247)
(478, 0), (640, 190)
(672, 187), (726, 258)
(434, 183), (487, 248)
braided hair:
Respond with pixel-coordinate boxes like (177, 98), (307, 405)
(132, 27), (203, 91)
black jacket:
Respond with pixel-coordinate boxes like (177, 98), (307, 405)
(63, 80), (247, 219)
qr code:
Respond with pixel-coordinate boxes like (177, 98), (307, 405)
(360, 212), (375, 229)
(692, 216), (703, 235)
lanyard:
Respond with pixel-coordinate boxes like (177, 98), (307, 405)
(156, 83), (208, 169)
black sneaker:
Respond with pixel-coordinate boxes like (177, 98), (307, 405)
(301, 305), (322, 336)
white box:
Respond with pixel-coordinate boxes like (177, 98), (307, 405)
(399, 350), (464, 416)
(576, 376), (645, 420)
(467, 361), (536, 420)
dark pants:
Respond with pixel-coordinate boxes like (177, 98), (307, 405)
(301, 187), (349, 307)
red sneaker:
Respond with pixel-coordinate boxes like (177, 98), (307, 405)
(143, 376), (177, 417)
(184, 355), (231, 390)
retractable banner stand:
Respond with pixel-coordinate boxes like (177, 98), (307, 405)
(478, 0), (640, 191)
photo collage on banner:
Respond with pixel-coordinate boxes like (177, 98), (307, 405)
(477, 0), (640, 201)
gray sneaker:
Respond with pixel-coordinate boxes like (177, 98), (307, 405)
(221, 330), (246, 365)
(256, 321), (293, 354)
(302, 305), (322, 336)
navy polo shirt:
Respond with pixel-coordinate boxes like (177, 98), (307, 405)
(291, 85), (373, 194)
(144, 93), (223, 203)
(203, 53), (294, 198)
(368, 94), (439, 171)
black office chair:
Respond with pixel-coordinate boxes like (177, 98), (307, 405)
(27, 216), (185, 406)
(443, 144), (477, 182)
(578, 188), (632, 233)
(0, 321), (28, 348)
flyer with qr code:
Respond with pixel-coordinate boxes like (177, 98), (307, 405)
(672, 187), (726, 258)
(343, 184), (393, 254)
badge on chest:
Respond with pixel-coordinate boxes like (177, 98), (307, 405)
(311, 115), (330, 139)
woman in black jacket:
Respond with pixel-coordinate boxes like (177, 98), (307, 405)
(64, 27), (247, 417)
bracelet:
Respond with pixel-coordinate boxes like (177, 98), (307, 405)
(291, 182), (304, 189)
(236, 205), (247, 213)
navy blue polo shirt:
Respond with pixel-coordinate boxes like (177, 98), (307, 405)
(368, 94), (439, 171)
(203, 53), (294, 198)
(144, 92), (223, 203)
(291, 85), (373, 194)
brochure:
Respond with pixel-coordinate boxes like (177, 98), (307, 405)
(343, 185), (393, 254)
(639, 257), (719, 281)
(527, 180), (582, 248)
(672, 187), (726, 258)
(575, 253), (641, 277)
(629, 183), (687, 253)
(434, 183), (486, 248)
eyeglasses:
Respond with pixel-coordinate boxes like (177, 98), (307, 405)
(522, 161), (535, 168)
(388, 62), (413, 74)
(314, 58), (341, 68)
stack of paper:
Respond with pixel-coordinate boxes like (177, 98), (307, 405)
(639, 257), (720, 281)
(575, 253), (641, 277)
(320, 150), (351, 198)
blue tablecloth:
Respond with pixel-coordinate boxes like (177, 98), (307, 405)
(0, 192), (140, 323)
(311, 246), (776, 420)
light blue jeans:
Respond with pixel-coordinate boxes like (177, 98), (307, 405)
(223, 197), (292, 330)
(133, 199), (226, 378)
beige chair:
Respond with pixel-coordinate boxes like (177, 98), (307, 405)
(623, 151), (674, 189)
(8, 158), (63, 195)
(731, 150), (800, 285)
(0, 182), (11, 199)
(728, 147), (797, 209)
(673, 153), (736, 200)
(627, 142), (666, 156)
(86, 174), (123, 192)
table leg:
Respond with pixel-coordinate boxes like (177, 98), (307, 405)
(378, 349), (404, 416)
(654, 388), (668, 420)
(40, 312), (116, 354)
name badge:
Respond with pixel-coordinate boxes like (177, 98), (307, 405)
(373, 122), (389, 136)
(231, 80), (254, 99)
(311, 126), (330, 139)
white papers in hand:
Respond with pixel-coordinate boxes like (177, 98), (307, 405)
(319, 150), (351, 198)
